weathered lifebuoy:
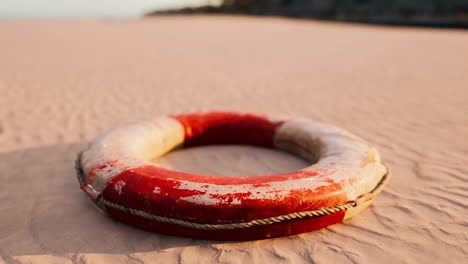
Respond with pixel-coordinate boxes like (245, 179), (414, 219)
(76, 112), (389, 240)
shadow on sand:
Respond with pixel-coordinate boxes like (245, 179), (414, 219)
(1, 143), (311, 261)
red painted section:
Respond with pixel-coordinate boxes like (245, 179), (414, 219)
(104, 206), (346, 240)
(118, 165), (334, 186)
(172, 112), (283, 148)
(101, 166), (347, 225)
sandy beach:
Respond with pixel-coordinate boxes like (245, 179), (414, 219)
(0, 16), (467, 263)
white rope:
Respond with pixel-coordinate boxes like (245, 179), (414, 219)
(98, 198), (357, 230)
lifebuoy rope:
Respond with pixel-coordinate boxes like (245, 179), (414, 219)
(75, 152), (391, 230)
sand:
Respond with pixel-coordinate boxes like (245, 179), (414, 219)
(0, 16), (467, 263)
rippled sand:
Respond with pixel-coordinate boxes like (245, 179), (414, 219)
(0, 16), (467, 264)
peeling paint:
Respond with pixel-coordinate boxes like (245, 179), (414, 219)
(153, 187), (161, 194)
(113, 180), (126, 195)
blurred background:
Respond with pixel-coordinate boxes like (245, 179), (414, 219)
(0, 0), (221, 19)
(1, 0), (468, 28)
(1, 0), (467, 263)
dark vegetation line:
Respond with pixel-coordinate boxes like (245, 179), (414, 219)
(145, 0), (468, 29)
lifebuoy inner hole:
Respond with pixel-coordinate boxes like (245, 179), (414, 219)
(153, 145), (310, 177)
(172, 112), (324, 164)
(144, 112), (323, 176)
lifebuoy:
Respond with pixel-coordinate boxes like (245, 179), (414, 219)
(76, 112), (389, 240)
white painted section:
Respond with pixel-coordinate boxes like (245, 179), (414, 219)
(81, 116), (185, 192)
(274, 118), (387, 200)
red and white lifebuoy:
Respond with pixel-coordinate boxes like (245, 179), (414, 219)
(76, 111), (389, 240)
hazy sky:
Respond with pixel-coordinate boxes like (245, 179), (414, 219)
(0, 0), (219, 18)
